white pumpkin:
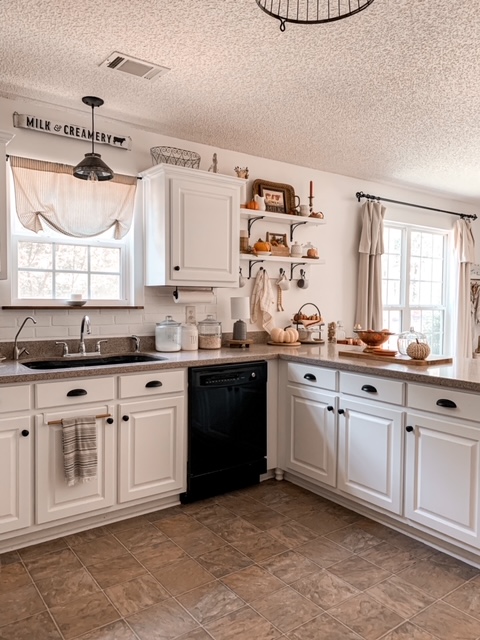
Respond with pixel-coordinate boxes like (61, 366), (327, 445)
(270, 326), (299, 343)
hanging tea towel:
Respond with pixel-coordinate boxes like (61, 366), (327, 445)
(250, 268), (276, 334)
(62, 416), (98, 486)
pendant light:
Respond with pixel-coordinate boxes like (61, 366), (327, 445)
(256, 0), (375, 31)
(73, 96), (114, 182)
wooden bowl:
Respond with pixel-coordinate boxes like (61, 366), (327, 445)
(353, 330), (395, 352)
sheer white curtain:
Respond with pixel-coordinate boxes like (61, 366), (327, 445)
(454, 218), (475, 360)
(354, 200), (386, 330)
(10, 156), (137, 239)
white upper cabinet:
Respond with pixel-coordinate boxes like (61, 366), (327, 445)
(142, 165), (244, 287)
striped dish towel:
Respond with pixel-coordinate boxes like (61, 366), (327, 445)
(62, 416), (97, 486)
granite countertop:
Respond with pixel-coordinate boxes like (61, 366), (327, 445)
(1, 342), (480, 392)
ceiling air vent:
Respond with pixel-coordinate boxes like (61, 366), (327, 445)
(100, 52), (170, 81)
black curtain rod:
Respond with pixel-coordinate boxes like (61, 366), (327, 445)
(356, 191), (477, 221)
(5, 154), (142, 179)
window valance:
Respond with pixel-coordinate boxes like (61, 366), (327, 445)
(10, 156), (137, 239)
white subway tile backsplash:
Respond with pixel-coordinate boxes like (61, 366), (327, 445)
(115, 313), (144, 324)
(36, 326), (69, 338)
(0, 315), (16, 327)
(99, 325), (125, 335)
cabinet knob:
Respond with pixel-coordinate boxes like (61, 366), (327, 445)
(338, 408), (345, 415)
(304, 373), (317, 382)
(327, 405), (334, 412)
(436, 399), (457, 409)
(122, 415), (130, 421)
(406, 425), (414, 432)
(174, 266), (180, 271)
(106, 418), (114, 424)
(361, 384), (377, 393)
(21, 429), (29, 437)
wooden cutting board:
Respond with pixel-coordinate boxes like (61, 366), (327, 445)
(338, 349), (453, 366)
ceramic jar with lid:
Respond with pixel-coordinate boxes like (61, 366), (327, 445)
(155, 315), (181, 352)
(397, 326), (428, 355)
(198, 315), (222, 349)
(181, 323), (198, 351)
(290, 241), (303, 258)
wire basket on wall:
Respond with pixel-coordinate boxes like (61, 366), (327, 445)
(150, 146), (201, 169)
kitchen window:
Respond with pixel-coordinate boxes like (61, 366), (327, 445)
(7, 164), (136, 306)
(382, 223), (449, 354)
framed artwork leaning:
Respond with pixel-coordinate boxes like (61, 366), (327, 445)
(252, 179), (297, 214)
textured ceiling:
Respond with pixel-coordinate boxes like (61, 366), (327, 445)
(1, 0), (480, 200)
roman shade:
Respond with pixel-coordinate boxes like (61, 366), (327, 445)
(10, 155), (137, 239)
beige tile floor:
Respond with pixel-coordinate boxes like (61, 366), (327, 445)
(2, 480), (480, 639)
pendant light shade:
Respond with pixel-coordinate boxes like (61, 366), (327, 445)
(256, 0), (376, 31)
(73, 96), (114, 182)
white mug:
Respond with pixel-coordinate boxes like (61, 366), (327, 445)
(299, 205), (310, 217)
(277, 274), (289, 290)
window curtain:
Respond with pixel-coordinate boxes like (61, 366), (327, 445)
(10, 156), (137, 239)
(454, 218), (475, 360)
(354, 200), (386, 330)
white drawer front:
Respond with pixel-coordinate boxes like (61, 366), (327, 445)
(35, 377), (115, 409)
(0, 385), (31, 413)
(340, 372), (404, 406)
(119, 369), (185, 399)
(407, 383), (480, 423)
(287, 363), (337, 391)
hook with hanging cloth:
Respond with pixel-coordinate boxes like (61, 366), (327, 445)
(275, 268), (289, 311)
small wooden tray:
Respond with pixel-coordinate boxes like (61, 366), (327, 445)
(267, 341), (302, 347)
(338, 349), (453, 366)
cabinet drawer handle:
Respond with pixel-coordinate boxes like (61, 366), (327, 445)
(122, 415), (130, 421)
(174, 266), (180, 271)
(406, 425), (414, 432)
(361, 384), (377, 393)
(106, 418), (114, 424)
(304, 373), (317, 382)
(338, 408), (345, 415)
(436, 399), (457, 409)
(67, 389), (87, 397)
(21, 429), (29, 437)
(145, 380), (163, 388)
(327, 405), (334, 412)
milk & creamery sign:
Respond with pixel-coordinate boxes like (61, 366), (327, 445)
(13, 112), (132, 150)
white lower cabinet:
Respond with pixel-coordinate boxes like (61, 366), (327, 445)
(285, 385), (337, 487)
(405, 411), (480, 548)
(0, 416), (32, 534)
(35, 404), (115, 524)
(337, 397), (403, 514)
(118, 396), (185, 503)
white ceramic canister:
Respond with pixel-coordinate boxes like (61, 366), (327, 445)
(155, 315), (181, 352)
(181, 323), (198, 351)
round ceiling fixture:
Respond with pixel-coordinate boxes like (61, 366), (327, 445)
(255, 0), (376, 31)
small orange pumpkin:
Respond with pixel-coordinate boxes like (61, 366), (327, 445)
(254, 238), (271, 252)
(246, 199), (260, 210)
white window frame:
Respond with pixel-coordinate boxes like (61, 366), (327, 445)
(6, 167), (139, 307)
(11, 234), (131, 306)
(383, 221), (451, 355)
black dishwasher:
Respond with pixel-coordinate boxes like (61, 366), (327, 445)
(181, 361), (267, 503)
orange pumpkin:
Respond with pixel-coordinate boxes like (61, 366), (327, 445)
(254, 238), (271, 252)
(246, 200), (260, 210)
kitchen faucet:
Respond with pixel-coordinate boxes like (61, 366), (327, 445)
(13, 316), (37, 360)
(79, 315), (91, 355)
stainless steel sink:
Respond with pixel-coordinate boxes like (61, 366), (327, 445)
(21, 353), (168, 370)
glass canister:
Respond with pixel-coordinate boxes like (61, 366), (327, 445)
(155, 315), (181, 352)
(181, 323), (198, 351)
(198, 315), (222, 349)
(397, 326), (428, 355)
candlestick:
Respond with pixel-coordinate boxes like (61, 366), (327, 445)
(309, 181), (314, 198)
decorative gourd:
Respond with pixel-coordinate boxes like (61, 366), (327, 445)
(270, 326), (299, 343)
(246, 200), (260, 210)
(254, 238), (271, 252)
(406, 339), (431, 360)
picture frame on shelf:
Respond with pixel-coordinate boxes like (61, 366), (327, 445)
(252, 179), (297, 214)
(266, 231), (290, 256)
